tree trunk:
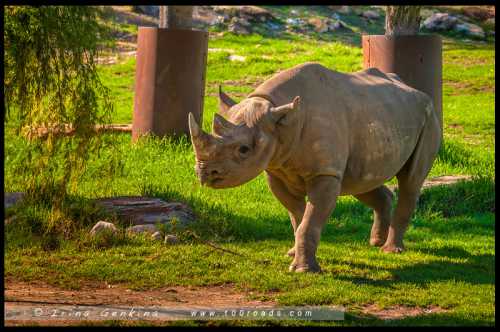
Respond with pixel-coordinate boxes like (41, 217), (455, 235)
(159, 6), (193, 29)
(385, 6), (422, 36)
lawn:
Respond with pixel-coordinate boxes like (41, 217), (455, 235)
(4, 7), (495, 327)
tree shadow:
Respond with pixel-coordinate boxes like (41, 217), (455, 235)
(329, 244), (494, 286)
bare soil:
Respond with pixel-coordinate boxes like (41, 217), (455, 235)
(5, 278), (275, 308)
(5, 278), (449, 326)
(4, 278), (276, 326)
(359, 304), (447, 320)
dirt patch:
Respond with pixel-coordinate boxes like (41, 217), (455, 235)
(4, 278), (275, 308)
(360, 304), (447, 320)
(444, 81), (494, 95)
(5, 278), (277, 326)
(387, 175), (473, 192)
(421, 175), (472, 189)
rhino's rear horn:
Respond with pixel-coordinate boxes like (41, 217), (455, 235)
(270, 96), (301, 123)
(213, 113), (236, 137)
(219, 85), (237, 114)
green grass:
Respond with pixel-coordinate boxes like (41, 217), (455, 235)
(4, 7), (495, 327)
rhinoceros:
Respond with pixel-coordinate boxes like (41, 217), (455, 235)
(188, 62), (441, 273)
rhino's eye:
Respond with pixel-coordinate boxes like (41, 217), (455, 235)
(238, 145), (250, 155)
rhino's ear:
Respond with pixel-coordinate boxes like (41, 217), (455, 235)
(213, 113), (236, 137)
(219, 85), (237, 114)
(270, 96), (301, 124)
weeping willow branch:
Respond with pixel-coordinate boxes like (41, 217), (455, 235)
(4, 6), (116, 203)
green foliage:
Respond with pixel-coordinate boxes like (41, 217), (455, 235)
(3, 7), (495, 326)
(4, 6), (115, 205)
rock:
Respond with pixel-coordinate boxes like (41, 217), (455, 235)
(5, 192), (25, 209)
(328, 6), (342, 12)
(228, 54), (246, 62)
(228, 17), (252, 35)
(461, 6), (495, 22)
(266, 22), (281, 31)
(230, 16), (250, 26)
(484, 17), (495, 29)
(337, 6), (352, 15)
(151, 231), (163, 241)
(308, 17), (329, 33)
(290, 9), (299, 16)
(420, 8), (438, 20)
(126, 224), (158, 235)
(329, 20), (351, 32)
(214, 6), (275, 23)
(164, 234), (179, 245)
(422, 13), (459, 31)
(133, 6), (159, 18)
(454, 22), (485, 39)
(361, 10), (380, 20)
(90, 221), (118, 236)
(228, 22), (251, 35)
(95, 197), (195, 227)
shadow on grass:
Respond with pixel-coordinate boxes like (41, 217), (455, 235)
(337, 251), (494, 286)
(140, 175), (494, 245)
(348, 310), (493, 326)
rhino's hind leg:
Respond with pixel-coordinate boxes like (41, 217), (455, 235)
(355, 185), (393, 247)
(382, 110), (441, 253)
(266, 172), (306, 258)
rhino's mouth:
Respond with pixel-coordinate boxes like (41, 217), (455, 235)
(210, 177), (224, 185)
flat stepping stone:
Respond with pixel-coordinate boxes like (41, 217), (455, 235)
(95, 196), (195, 226)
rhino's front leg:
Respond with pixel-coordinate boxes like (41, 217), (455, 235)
(266, 172), (306, 257)
(290, 175), (341, 273)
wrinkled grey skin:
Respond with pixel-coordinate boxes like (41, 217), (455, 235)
(189, 62), (442, 273)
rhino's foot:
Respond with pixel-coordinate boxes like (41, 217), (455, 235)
(286, 247), (295, 257)
(369, 237), (386, 247)
(289, 261), (321, 273)
(381, 243), (405, 253)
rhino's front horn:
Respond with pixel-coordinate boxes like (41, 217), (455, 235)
(188, 112), (201, 138)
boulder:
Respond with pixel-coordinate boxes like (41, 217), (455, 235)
(454, 22), (485, 39)
(328, 6), (342, 12)
(214, 6), (275, 23)
(329, 20), (351, 32)
(90, 221), (118, 236)
(484, 17), (495, 29)
(228, 21), (252, 35)
(336, 6), (352, 15)
(422, 13), (459, 31)
(308, 17), (329, 33)
(361, 10), (380, 20)
(461, 6), (495, 22)
(133, 6), (159, 18)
